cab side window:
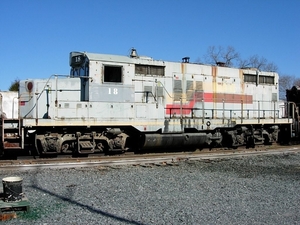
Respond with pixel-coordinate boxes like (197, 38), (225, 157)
(104, 66), (122, 83)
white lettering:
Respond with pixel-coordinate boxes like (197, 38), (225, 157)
(108, 88), (118, 95)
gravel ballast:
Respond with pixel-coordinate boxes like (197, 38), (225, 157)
(1, 153), (300, 224)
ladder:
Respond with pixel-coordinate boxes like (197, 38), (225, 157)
(0, 118), (22, 150)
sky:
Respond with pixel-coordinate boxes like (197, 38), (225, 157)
(1, 0), (299, 91)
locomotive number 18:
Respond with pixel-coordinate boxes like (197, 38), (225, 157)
(108, 88), (118, 95)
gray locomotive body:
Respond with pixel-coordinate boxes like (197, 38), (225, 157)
(0, 50), (295, 156)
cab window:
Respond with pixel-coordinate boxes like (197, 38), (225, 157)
(104, 66), (122, 83)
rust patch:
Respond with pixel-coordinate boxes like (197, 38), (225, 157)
(4, 142), (20, 148)
(239, 69), (245, 94)
(0, 212), (17, 221)
(212, 66), (217, 77)
(181, 63), (186, 74)
(4, 133), (18, 137)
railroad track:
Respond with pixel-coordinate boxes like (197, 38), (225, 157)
(1, 145), (299, 171)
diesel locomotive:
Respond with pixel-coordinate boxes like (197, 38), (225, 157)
(0, 49), (298, 157)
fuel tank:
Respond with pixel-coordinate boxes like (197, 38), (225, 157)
(142, 133), (207, 149)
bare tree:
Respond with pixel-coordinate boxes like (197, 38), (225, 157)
(278, 75), (298, 100)
(200, 46), (279, 72)
(239, 55), (278, 72)
(264, 62), (278, 72)
(203, 46), (240, 67)
(203, 46), (221, 65)
(222, 46), (240, 67)
(294, 77), (300, 86)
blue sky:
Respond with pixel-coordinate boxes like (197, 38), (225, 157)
(1, 0), (299, 90)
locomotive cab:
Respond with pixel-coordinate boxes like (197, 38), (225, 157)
(69, 51), (135, 103)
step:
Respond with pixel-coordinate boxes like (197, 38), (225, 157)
(79, 141), (94, 149)
(78, 149), (95, 154)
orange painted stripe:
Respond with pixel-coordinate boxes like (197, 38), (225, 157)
(166, 92), (252, 115)
(195, 93), (252, 103)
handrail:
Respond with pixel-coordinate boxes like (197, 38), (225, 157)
(166, 107), (281, 125)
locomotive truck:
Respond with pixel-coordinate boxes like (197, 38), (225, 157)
(0, 49), (298, 157)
